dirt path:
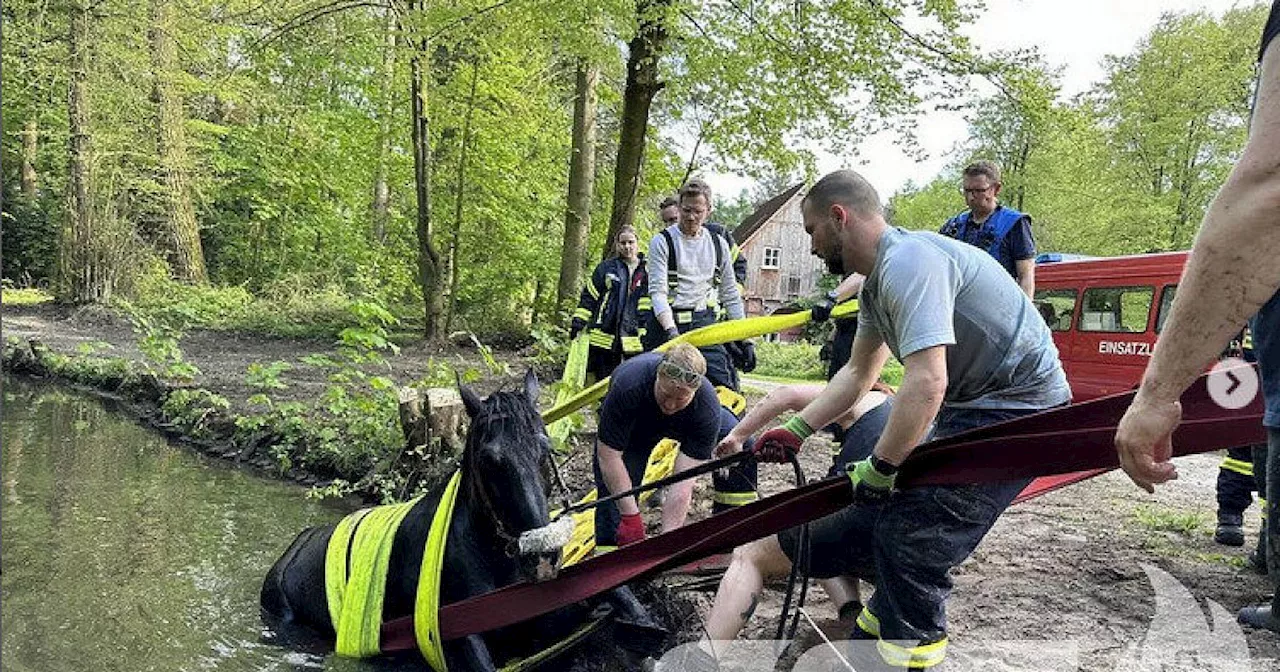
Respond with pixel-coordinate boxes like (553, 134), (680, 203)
(5, 303), (1280, 670)
(662, 448), (1280, 671)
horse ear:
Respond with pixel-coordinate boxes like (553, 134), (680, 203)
(523, 369), (540, 403)
(457, 375), (483, 418)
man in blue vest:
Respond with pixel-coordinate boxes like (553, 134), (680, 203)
(939, 160), (1037, 297)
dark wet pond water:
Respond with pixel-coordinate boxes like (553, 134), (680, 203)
(0, 375), (423, 671)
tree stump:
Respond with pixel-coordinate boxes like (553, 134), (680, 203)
(397, 386), (466, 460)
(424, 387), (466, 459)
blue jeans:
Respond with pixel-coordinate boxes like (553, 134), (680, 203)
(861, 406), (1038, 647)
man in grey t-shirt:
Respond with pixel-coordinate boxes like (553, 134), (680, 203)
(690, 169), (1069, 670)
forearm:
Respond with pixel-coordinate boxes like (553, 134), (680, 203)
(721, 271), (746, 319)
(870, 372), (943, 466)
(660, 453), (699, 532)
(730, 386), (821, 440)
(597, 443), (639, 515)
(648, 242), (674, 329)
(793, 355), (875, 424)
(661, 480), (695, 532)
(1141, 171), (1280, 400)
(798, 345), (886, 431)
(651, 292), (675, 330)
(834, 273), (865, 301)
(1017, 265), (1035, 298)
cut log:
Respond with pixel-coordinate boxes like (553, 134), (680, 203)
(425, 387), (466, 459)
(398, 386), (427, 449)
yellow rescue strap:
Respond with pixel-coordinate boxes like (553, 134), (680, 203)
(326, 497), (421, 657)
(541, 301), (858, 425)
(547, 333), (590, 453)
(416, 471), (463, 671)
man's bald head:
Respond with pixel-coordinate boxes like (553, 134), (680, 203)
(802, 170), (883, 220)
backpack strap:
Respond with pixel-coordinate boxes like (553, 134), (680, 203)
(661, 229), (678, 294)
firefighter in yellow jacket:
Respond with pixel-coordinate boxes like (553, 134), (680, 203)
(570, 226), (651, 381)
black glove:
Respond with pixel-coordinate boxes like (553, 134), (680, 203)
(569, 318), (586, 339)
(727, 340), (757, 373)
(663, 327), (681, 343)
(810, 290), (839, 323)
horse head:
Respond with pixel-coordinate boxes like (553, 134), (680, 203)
(458, 370), (568, 583)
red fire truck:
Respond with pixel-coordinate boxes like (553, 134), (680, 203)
(1033, 251), (1194, 401)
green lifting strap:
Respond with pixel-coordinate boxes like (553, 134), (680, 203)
(326, 497), (421, 657)
(416, 471), (464, 671)
(541, 301), (859, 425)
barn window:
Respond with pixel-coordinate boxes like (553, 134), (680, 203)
(787, 275), (802, 297)
(762, 247), (781, 269)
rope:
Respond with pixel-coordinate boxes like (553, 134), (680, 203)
(800, 607), (857, 672)
(554, 451), (755, 518)
(775, 452), (810, 642)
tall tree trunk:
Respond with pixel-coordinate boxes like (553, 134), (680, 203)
(445, 61), (479, 333)
(1014, 137), (1030, 211)
(371, 7), (396, 244)
(603, 0), (672, 260)
(20, 120), (38, 198)
(409, 1), (443, 340)
(64, 0), (100, 302)
(149, 0), (207, 284)
(555, 60), (599, 315)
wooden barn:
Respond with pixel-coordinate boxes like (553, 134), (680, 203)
(731, 183), (829, 341)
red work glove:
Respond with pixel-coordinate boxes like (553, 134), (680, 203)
(617, 512), (646, 546)
(754, 416), (813, 463)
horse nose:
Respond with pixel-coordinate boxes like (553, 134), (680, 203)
(521, 551), (559, 582)
(534, 553), (559, 582)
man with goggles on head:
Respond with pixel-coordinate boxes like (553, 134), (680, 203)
(591, 343), (755, 551)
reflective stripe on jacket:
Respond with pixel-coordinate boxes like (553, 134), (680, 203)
(574, 255), (649, 354)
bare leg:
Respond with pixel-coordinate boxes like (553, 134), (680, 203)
(821, 576), (862, 619)
(703, 535), (795, 641)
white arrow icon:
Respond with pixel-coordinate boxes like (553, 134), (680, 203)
(1207, 358), (1259, 410)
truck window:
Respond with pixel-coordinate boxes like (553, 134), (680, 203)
(1079, 286), (1154, 333)
(1033, 289), (1077, 331)
(1155, 285), (1177, 334)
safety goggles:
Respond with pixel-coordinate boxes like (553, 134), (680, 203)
(658, 360), (702, 388)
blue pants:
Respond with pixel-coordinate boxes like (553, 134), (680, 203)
(779, 406), (1041, 656)
(1217, 444), (1258, 520)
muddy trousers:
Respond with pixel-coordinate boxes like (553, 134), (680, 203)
(852, 407), (1041, 670)
(1254, 431), (1280, 607)
(1218, 445), (1258, 520)
(593, 405), (755, 547)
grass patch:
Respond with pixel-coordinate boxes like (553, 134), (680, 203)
(743, 372), (822, 385)
(752, 340), (905, 388)
(1132, 505), (1207, 536)
(1195, 552), (1250, 569)
(2, 288), (54, 306)
(753, 341), (825, 380)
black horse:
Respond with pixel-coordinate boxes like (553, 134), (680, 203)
(261, 370), (660, 670)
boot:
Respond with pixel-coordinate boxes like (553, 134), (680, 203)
(1249, 528), (1268, 575)
(1238, 603), (1280, 634)
(1215, 512), (1245, 547)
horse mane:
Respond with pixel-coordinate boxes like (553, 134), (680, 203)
(461, 385), (546, 476)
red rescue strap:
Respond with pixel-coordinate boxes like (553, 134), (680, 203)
(379, 370), (1264, 651)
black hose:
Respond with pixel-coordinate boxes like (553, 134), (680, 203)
(774, 451), (812, 642)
